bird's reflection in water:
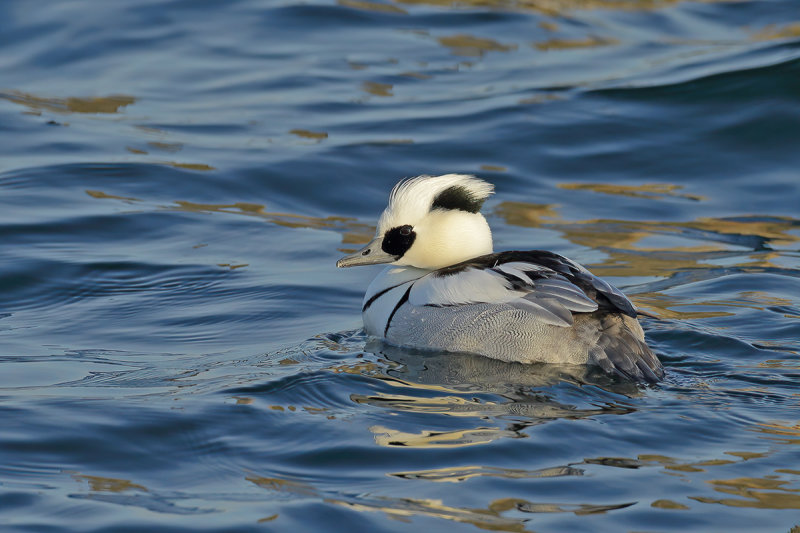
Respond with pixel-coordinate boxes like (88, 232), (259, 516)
(354, 339), (642, 443)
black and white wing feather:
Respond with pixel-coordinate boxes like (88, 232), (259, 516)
(409, 251), (634, 327)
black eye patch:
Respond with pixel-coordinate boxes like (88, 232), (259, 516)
(382, 225), (416, 257)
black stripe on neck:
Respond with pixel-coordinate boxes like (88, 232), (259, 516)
(362, 280), (413, 313)
(384, 285), (412, 337)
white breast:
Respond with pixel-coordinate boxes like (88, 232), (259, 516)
(361, 265), (428, 338)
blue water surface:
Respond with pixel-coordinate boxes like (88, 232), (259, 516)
(1, 1), (799, 531)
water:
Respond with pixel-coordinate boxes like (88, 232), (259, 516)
(1, 1), (799, 531)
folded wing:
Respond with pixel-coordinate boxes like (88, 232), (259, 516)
(408, 254), (613, 327)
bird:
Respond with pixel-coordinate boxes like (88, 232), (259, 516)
(336, 174), (663, 382)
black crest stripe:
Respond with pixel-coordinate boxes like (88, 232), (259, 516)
(431, 185), (484, 213)
(384, 285), (412, 337)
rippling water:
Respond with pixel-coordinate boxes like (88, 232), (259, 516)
(2, 1), (799, 531)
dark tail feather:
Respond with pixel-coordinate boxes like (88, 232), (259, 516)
(590, 314), (664, 383)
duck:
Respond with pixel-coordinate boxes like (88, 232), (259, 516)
(336, 174), (664, 382)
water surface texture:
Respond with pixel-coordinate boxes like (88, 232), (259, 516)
(1, 1), (800, 531)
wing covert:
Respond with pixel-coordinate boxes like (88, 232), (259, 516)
(407, 256), (602, 327)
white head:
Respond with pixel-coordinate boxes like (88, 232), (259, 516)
(337, 174), (494, 270)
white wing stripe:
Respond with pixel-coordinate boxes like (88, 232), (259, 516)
(409, 267), (526, 306)
(531, 279), (598, 311)
(528, 293), (598, 313)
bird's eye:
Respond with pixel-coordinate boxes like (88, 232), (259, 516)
(381, 225), (416, 257)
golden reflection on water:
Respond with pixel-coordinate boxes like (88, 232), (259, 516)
(557, 183), (705, 201)
(247, 471), (530, 531)
(247, 475), (318, 496)
(533, 36), (619, 51)
(582, 449), (800, 510)
(147, 141), (183, 153)
(86, 191), (375, 245)
(751, 22), (800, 41)
(494, 201), (561, 227)
(584, 450), (765, 474)
(248, 455), (799, 528)
(632, 290), (798, 320)
(480, 164), (508, 172)
(86, 190), (139, 202)
(491, 497), (634, 515)
(289, 129), (328, 140)
(535, 213), (800, 253)
(328, 495), (529, 532)
(692, 476), (800, 509)
(689, 292), (798, 313)
(1, 91), (136, 114)
(217, 262), (249, 270)
(758, 358), (800, 368)
(437, 34), (517, 57)
(390, 464), (583, 482)
(362, 81), (394, 97)
(370, 425), (521, 447)
(0, 92), (214, 169)
(752, 421), (800, 444)
(327, 492), (634, 530)
(338, 0), (409, 13)
(119, 158), (217, 171)
(582, 447), (800, 510)
(726, 451), (767, 460)
(161, 162), (216, 171)
(631, 292), (733, 319)
(353, 392), (501, 417)
(353, 383), (634, 422)
(73, 474), (147, 493)
(651, 499), (690, 510)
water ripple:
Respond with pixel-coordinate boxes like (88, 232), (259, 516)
(2, 0), (800, 531)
